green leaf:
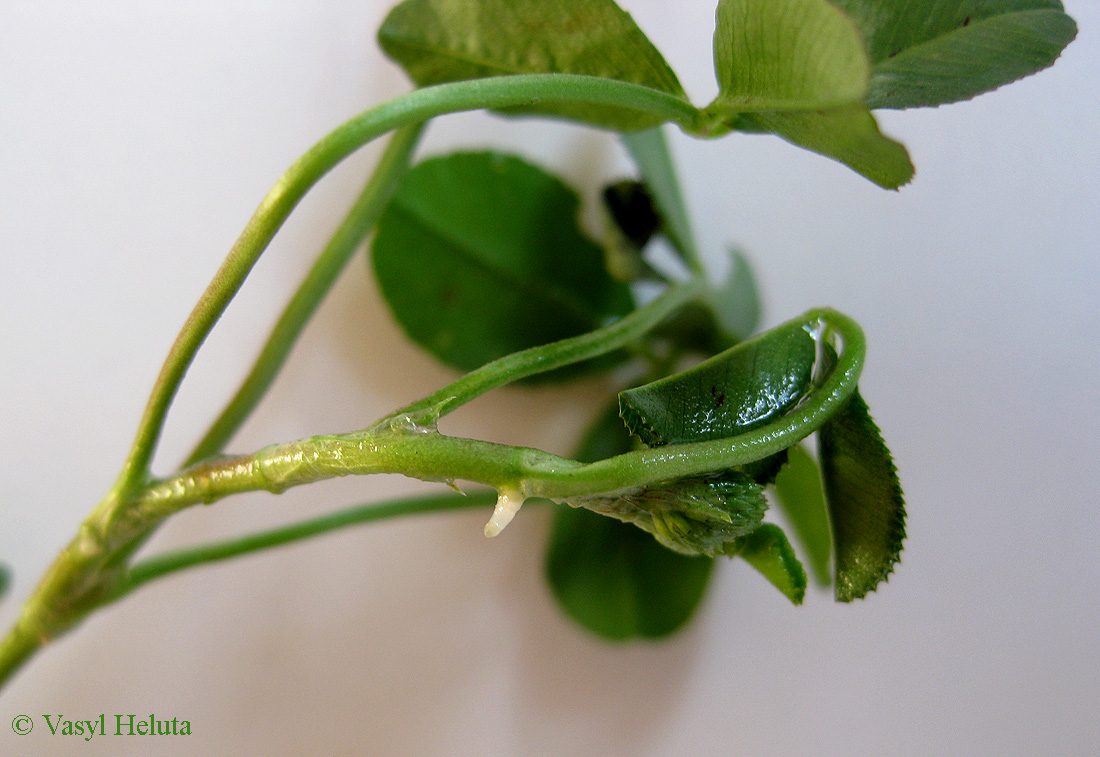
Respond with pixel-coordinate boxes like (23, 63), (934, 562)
(546, 505), (715, 640)
(644, 248), (760, 355)
(773, 443), (832, 587)
(740, 107), (914, 189)
(817, 388), (906, 601)
(377, 0), (687, 130)
(710, 0), (871, 114)
(619, 319), (817, 446)
(704, 0), (912, 187)
(828, 0), (1077, 109)
(707, 247), (761, 343)
(372, 152), (632, 374)
(728, 524), (807, 604)
(544, 400), (714, 640)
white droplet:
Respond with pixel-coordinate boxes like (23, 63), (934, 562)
(484, 489), (525, 537)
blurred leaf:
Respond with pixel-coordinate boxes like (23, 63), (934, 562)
(0, 563), (10, 602)
(818, 388), (906, 601)
(646, 248), (761, 355)
(828, 0), (1078, 109)
(619, 319), (816, 446)
(372, 152), (632, 374)
(740, 107), (914, 189)
(546, 505), (714, 640)
(707, 248), (761, 342)
(773, 443), (832, 586)
(710, 0), (870, 114)
(728, 523), (807, 604)
(378, 0), (687, 130)
(545, 401), (714, 640)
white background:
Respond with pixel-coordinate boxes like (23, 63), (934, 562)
(1, 1), (1097, 754)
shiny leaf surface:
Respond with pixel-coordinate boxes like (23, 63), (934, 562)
(619, 319), (816, 446)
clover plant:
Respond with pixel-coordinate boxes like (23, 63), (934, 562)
(0, 0), (1076, 682)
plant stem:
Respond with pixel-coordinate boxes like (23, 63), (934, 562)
(0, 306), (859, 687)
(130, 309), (864, 520)
(394, 278), (706, 424)
(185, 122), (426, 466)
(114, 74), (698, 496)
(116, 490), (497, 599)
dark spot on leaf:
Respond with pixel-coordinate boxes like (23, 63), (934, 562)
(963, 16), (971, 27)
(888, 51), (899, 58)
(715, 392), (726, 409)
(439, 286), (457, 306)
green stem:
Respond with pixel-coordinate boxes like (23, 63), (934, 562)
(116, 490), (496, 599)
(115, 74), (698, 495)
(394, 278), (706, 424)
(130, 309), (863, 522)
(185, 122), (426, 466)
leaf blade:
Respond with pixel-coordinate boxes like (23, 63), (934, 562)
(729, 523), (807, 605)
(827, 0), (1077, 110)
(741, 106), (915, 189)
(619, 319), (817, 446)
(866, 9), (1078, 109)
(711, 0), (871, 113)
(546, 505), (715, 640)
(773, 443), (832, 587)
(372, 152), (632, 374)
(378, 0), (687, 130)
(817, 388), (906, 601)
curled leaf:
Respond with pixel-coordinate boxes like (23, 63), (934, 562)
(619, 319), (817, 446)
(727, 523), (807, 604)
(566, 471), (767, 556)
(818, 388), (906, 601)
